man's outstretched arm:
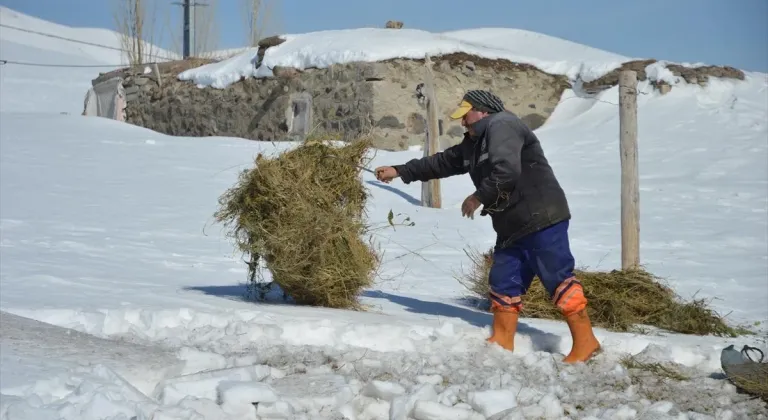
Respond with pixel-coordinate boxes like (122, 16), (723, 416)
(391, 141), (467, 183)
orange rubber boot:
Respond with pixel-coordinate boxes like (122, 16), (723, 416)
(486, 310), (519, 351)
(562, 309), (601, 363)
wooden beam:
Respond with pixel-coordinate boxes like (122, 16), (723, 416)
(619, 70), (640, 270)
(421, 54), (441, 208)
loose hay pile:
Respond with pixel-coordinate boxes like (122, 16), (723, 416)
(457, 247), (748, 336)
(214, 137), (379, 310)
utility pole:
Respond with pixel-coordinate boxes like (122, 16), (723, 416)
(173, 0), (208, 58)
(189, 0), (196, 57)
(183, 0), (191, 58)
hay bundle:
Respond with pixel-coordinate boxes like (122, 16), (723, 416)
(458, 247), (747, 336)
(214, 137), (379, 309)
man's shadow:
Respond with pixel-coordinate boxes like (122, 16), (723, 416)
(362, 290), (562, 354)
(183, 285), (563, 354)
(365, 181), (421, 206)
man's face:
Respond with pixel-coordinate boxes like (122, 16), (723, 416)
(462, 109), (488, 135)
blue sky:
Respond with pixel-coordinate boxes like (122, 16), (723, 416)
(2, 0), (766, 72)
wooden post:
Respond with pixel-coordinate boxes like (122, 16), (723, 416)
(152, 62), (163, 88)
(421, 54), (442, 208)
(619, 70), (639, 270)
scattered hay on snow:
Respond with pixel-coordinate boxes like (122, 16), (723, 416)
(214, 135), (379, 310)
(619, 354), (691, 382)
(456, 247), (749, 337)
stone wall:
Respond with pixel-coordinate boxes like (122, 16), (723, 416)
(581, 59), (745, 94)
(102, 53), (570, 150)
(368, 53), (570, 149)
(122, 64), (377, 144)
(97, 52), (745, 151)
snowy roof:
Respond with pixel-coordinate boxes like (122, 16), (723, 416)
(177, 27), (635, 89)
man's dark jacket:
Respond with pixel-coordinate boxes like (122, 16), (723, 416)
(393, 110), (571, 247)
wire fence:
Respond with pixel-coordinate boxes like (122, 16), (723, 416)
(0, 59), (135, 68)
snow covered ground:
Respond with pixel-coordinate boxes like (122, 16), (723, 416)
(1, 6), (768, 420)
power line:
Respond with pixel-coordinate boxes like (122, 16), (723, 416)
(0, 59), (137, 68)
(0, 23), (126, 53)
(0, 23), (179, 62)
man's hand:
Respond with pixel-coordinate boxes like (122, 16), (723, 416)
(375, 166), (399, 183)
(461, 194), (482, 219)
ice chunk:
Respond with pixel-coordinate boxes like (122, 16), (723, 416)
(345, 395), (391, 420)
(412, 400), (485, 420)
(362, 380), (406, 401)
(415, 375), (444, 386)
(216, 380), (276, 418)
(389, 384), (439, 420)
(538, 393), (564, 419)
(649, 401), (674, 414)
(256, 400), (294, 419)
(176, 397), (231, 420)
(271, 374), (356, 413)
(155, 365), (271, 406)
(437, 385), (461, 406)
(466, 388), (519, 417)
(177, 347), (228, 375)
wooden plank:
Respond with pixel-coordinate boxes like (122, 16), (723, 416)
(421, 54), (441, 208)
(619, 70), (640, 270)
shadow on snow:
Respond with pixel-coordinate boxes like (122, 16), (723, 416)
(182, 284), (562, 354)
(365, 180), (422, 206)
(362, 290), (562, 354)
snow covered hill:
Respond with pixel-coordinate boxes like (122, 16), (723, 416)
(0, 6), (178, 115)
(0, 6), (178, 64)
(1, 6), (767, 420)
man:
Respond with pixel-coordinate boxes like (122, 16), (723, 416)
(374, 90), (601, 363)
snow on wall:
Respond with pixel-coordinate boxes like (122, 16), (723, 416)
(178, 27), (754, 92)
(178, 27), (633, 89)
